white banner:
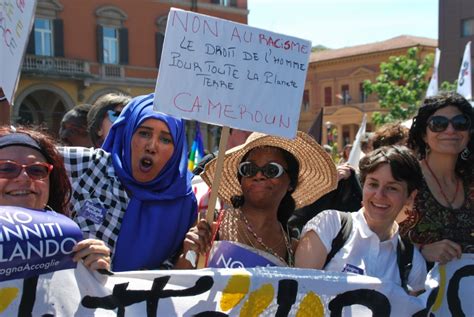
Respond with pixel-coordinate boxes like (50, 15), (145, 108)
(457, 41), (472, 100)
(0, 0), (36, 104)
(154, 8), (311, 139)
(1, 255), (473, 316)
(426, 48), (440, 98)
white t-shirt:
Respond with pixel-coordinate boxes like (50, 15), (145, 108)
(302, 209), (427, 292)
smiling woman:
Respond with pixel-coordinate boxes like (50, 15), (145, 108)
(400, 92), (474, 264)
(58, 93), (197, 272)
(295, 146), (427, 293)
(0, 127), (111, 271)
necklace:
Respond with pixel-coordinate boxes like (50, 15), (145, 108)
(238, 208), (294, 266)
(424, 159), (460, 208)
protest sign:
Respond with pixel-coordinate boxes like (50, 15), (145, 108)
(1, 256), (473, 316)
(0, 206), (83, 282)
(0, 0), (36, 104)
(207, 241), (284, 268)
(154, 8), (311, 139)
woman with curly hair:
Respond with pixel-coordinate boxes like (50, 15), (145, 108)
(400, 91), (474, 264)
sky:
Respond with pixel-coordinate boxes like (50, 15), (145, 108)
(247, 0), (438, 49)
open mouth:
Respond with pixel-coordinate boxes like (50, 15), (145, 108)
(139, 157), (154, 173)
(371, 201), (389, 210)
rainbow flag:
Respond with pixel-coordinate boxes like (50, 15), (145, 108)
(188, 122), (205, 171)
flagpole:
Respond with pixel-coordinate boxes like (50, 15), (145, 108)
(196, 126), (230, 268)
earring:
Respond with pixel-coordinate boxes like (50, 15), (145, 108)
(461, 148), (471, 160)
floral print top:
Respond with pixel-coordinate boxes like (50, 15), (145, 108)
(400, 177), (474, 253)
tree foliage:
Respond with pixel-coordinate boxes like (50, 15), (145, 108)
(440, 80), (457, 92)
(363, 47), (434, 127)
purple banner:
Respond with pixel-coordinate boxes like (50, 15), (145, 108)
(0, 206), (83, 282)
(207, 241), (284, 268)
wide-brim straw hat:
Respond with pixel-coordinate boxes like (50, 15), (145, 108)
(201, 131), (338, 209)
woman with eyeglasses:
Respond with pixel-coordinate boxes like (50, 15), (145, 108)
(87, 93), (131, 148)
(175, 131), (337, 269)
(0, 126), (111, 271)
(60, 93), (197, 272)
(400, 92), (474, 264)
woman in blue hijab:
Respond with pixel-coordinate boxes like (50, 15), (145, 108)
(60, 93), (197, 271)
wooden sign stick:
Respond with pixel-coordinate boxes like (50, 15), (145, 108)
(197, 126), (229, 268)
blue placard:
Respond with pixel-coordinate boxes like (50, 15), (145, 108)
(207, 240), (284, 268)
(0, 206), (83, 281)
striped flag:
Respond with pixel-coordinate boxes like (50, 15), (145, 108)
(457, 41), (472, 100)
(188, 122), (206, 171)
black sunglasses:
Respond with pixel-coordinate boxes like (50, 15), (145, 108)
(427, 114), (471, 133)
(0, 160), (53, 180)
(238, 161), (287, 179)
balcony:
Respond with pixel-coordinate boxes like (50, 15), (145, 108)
(21, 55), (157, 84)
(22, 55), (90, 77)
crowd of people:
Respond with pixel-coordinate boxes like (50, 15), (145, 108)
(0, 89), (472, 296)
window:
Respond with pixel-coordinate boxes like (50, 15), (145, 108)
(341, 84), (351, 104)
(26, 0), (64, 57)
(301, 90), (310, 112)
(462, 18), (474, 37)
(324, 87), (332, 107)
(96, 6), (128, 64)
(103, 27), (119, 64)
(34, 18), (53, 56)
(211, 0), (237, 6)
(156, 16), (167, 68)
(359, 82), (367, 103)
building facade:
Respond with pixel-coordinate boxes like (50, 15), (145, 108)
(299, 35), (437, 151)
(13, 0), (247, 147)
(438, 0), (474, 92)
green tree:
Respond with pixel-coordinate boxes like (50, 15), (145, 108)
(363, 47), (434, 127)
(440, 80), (457, 92)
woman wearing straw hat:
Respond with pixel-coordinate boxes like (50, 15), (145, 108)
(175, 131), (337, 268)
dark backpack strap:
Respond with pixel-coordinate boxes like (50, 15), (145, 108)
(323, 211), (353, 268)
(397, 236), (414, 292)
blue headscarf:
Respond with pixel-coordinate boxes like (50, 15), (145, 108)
(103, 93), (197, 271)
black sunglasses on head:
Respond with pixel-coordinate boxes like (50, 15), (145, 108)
(238, 161), (287, 179)
(427, 114), (471, 132)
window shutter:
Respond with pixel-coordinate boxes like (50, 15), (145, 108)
(210, 0), (219, 3)
(53, 19), (64, 57)
(155, 32), (165, 68)
(119, 27), (129, 65)
(26, 24), (35, 54)
(96, 25), (104, 63)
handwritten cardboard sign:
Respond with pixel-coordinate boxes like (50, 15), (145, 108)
(0, 206), (83, 282)
(0, 0), (36, 104)
(154, 8), (311, 138)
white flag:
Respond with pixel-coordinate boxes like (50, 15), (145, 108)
(457, 41), (472, 100)
(347, 114), (367, 167)
(426, 48), (441, 97)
